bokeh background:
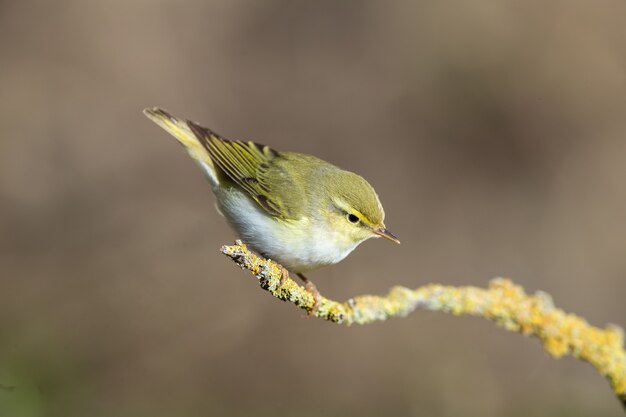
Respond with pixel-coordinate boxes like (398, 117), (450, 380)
(2, 1), (626, 416)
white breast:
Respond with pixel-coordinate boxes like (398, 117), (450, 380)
(216, 189), (362, 273)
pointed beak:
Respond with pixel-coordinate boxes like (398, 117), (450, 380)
(373, 227), (401, 244)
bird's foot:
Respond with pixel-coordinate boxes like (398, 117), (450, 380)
(279, 266), (290, 287)
(297, 273), (321, 316)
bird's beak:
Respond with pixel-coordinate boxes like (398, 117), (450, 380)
(373, 227), (400, 244)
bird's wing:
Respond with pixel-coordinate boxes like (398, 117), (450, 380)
(187, 122), (303, 220)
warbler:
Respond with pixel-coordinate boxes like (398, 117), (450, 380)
(143, 108), (399, 300)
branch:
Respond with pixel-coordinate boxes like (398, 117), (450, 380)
(221, 241), (626, 409)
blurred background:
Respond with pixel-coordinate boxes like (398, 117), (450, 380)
(1, 1), (626, 416)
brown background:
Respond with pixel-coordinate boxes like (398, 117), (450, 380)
(2, 1), (626, 416)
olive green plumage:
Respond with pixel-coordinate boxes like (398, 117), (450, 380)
(143, 107), (398, 274)
(187, 120), (385, 226)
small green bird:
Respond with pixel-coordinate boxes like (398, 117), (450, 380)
(143, 108), (399, 299)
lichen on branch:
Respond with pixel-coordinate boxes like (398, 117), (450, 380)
(221, 241), (626, 408)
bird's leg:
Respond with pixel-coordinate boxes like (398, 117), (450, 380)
(277, 268), (321, 315)
(297, 273), (321, 315)
(279, 266), (291, 287)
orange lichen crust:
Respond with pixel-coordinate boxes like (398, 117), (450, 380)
(221, 241), (626, 407)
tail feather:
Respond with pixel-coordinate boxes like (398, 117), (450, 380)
(143, 107), (219, 187)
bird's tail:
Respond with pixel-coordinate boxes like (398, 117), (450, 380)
(143, 107), (219, 187)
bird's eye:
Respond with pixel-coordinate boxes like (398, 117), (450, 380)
(347, 213), (360, 224)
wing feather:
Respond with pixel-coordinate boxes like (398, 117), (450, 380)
(187, 121), (293, 218)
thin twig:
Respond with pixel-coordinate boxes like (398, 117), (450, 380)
(221, 241), (626, 409)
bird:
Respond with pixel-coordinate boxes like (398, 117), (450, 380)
(143, 107), (399, 305)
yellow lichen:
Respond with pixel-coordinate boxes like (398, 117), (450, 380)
(221, 241), (626, 408)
